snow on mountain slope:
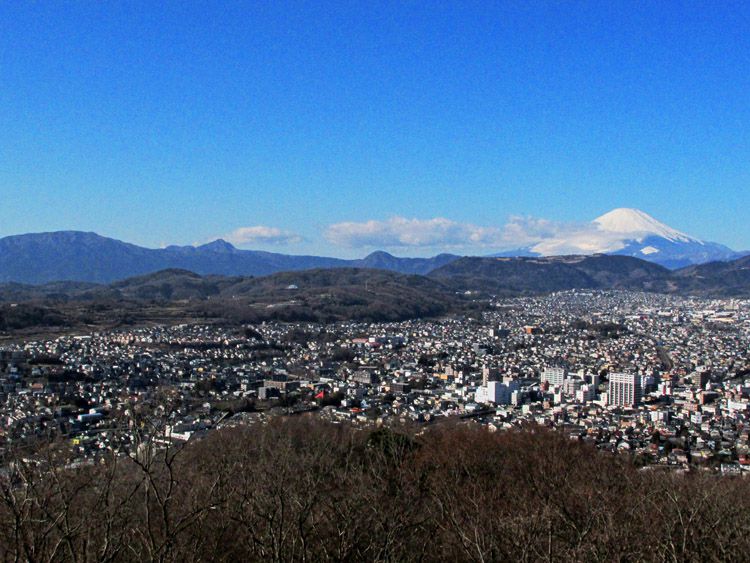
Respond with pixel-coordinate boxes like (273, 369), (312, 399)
(516, 208), (738, 269)
(593, 208), (698, 244)
(529, 207), (695, 256)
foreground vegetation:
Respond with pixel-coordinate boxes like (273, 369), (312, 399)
(1, 420), (749, 562)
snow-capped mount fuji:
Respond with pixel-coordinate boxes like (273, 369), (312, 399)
(593, 208), (738, 268)
(593, 208), (696, 244)
(502, 208), (740, 269)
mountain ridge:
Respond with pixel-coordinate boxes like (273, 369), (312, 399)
(1, 254), (750, 337)
(3, 253), (750, 307)
(428, 253), (750, 297)
(0, 231), (460, 284)
(0, 212), (745, 284)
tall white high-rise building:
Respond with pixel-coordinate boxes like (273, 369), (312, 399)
(541, 367), (566, 387)
(608, 372), (642, 407)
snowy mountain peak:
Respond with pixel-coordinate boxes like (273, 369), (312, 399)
(517, 208), (739, 268)
(593, 208), (697, 243)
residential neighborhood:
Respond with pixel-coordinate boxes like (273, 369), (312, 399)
(1, 289), (748, 474)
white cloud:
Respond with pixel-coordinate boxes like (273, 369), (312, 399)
(221, 226), (303, 246)
(501, 215), (565, 247)
(322, 213), (651, 255)
(501, 215), (632, 255)
(324, 217), (505, 249)
(218, 212), (665, 255)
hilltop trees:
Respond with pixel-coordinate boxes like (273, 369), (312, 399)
(1, 419), (749, 562)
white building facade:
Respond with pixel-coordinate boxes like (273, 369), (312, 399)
(608, 372), (642, 407)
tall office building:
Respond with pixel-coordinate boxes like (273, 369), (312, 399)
(608, 372), (642, 407)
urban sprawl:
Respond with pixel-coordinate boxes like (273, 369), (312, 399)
(2, 290), (749, 474)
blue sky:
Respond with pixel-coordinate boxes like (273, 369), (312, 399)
(1, 1), (748, 256)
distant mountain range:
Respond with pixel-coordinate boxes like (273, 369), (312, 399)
(0, 231), (459, 284)
(0, 209), (744, 284)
